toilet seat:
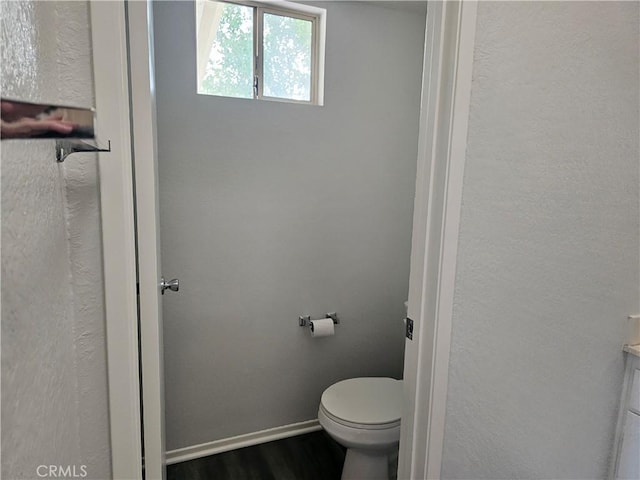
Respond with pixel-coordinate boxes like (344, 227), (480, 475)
(320, 404), (400, 431)
(320, 377), (402, 430)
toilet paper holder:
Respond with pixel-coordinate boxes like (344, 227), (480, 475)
(299, 312), (339, 327)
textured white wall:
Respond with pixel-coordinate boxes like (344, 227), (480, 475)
(153, 1), (426, 450)
(441, 2), (640, 479)
(1, 2), (111, 479)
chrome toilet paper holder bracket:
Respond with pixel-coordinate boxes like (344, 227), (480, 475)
(299, 312), (339, 327)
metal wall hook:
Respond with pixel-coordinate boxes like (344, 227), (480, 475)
(56, 139), (111, 162)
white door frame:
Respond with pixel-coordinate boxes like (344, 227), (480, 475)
(90, 3), (143, 479)
(398, 2), (477, 478)
(96, 1), (477, 478)
(127, 2), (167, 479)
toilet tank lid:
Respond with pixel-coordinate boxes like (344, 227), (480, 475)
(321, 377), (402, 426)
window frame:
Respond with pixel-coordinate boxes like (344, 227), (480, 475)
(199, 0), (326, 105)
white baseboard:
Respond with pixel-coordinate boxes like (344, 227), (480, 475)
(165, 419), (322, 465)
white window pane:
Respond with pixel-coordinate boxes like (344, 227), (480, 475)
(263, 13), (312, 102)
(197, 1), (254, 99)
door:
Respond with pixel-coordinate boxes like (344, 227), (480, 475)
(128, 2), (166, 479)
(123, 1), (476, 479)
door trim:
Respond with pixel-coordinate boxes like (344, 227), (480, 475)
(398, 1), (477, 478)
(98, 1), (477, 478)
(91, 2), (143, 479)
(127, 2), (166, 479)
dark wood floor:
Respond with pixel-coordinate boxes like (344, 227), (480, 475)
(167, 431), (346, 480)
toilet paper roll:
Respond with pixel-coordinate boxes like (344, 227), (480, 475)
(310, 318), (335, 337)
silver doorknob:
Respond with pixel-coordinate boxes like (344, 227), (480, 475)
(161, 277), (179, 295)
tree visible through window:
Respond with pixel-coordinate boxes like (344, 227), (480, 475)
(195, 0), (324, 104)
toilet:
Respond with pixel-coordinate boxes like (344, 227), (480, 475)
(318, 377), (403, 480)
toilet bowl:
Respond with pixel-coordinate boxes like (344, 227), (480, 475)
(318, 377), (402, 480)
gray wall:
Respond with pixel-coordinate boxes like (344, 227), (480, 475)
(153, 1), (426, 450)
(441, 2), (640, 479)
(1, 2), (111, 479)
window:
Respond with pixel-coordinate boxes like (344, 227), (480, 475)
(195, 0), (325, 105)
